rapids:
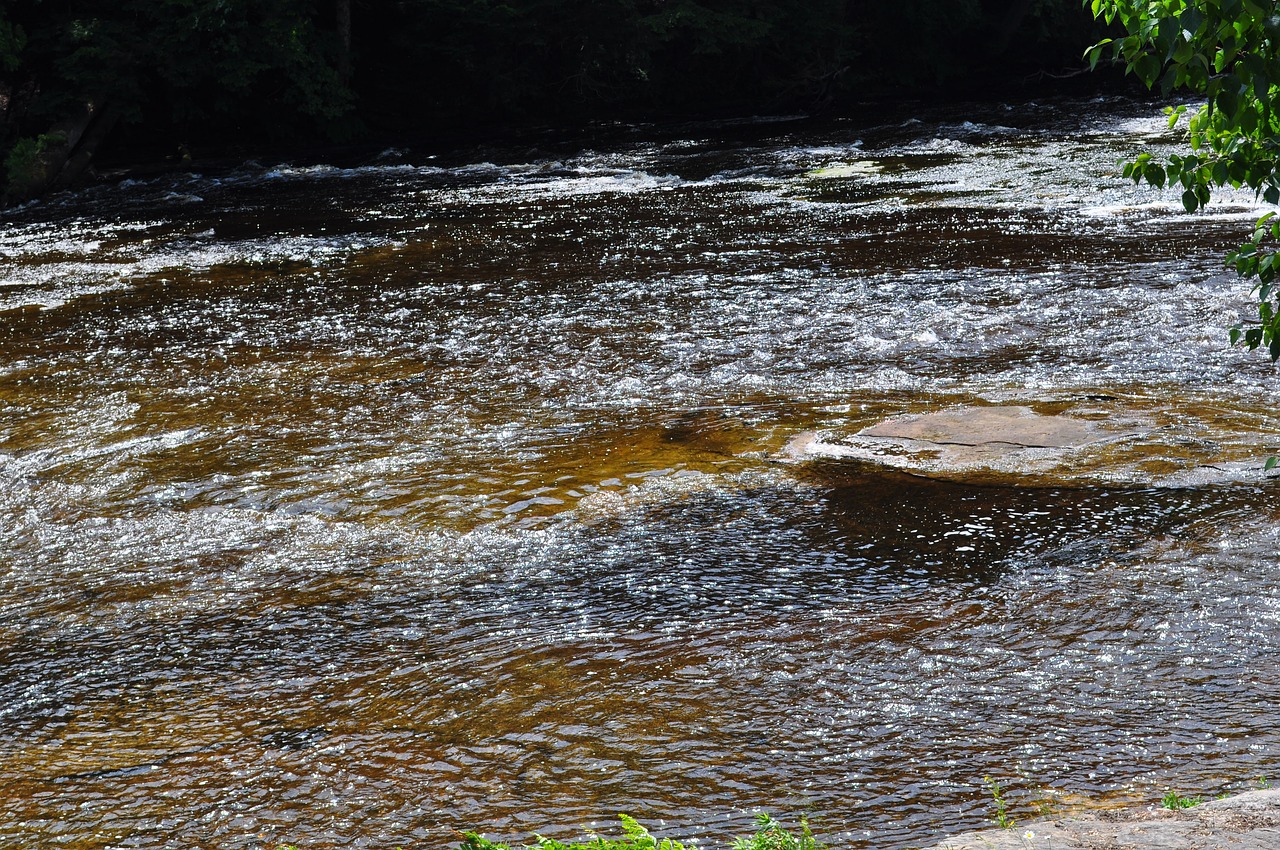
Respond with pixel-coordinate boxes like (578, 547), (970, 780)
(1, 97), (1279, 849)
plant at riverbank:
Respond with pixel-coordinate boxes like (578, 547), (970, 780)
(732, 813), (825, 850)
(3, 134), (61, 201)
(458, 814), (689, 850)
(1161, 791), (1201, 811)
(1086, 0), (1280, 359)
(984, 776), (1016, 829)
(457, 814), (822, 850)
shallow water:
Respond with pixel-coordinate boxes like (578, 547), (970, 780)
(3, 97), (1280, 849)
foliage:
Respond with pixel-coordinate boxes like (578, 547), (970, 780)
(1087, 0), (1280, 358)
(0, 11), (24, 73)
(0, 0), (354, 194)
(354, 0), (866, 125)
(983, 775), (1016, 829)
(3, 132), (63, 200)
(1161, 790), (1202, 810)
(3, 0), (352, 133)
(459, 814), (690, 850)
(357, 0), (1101, 127)
(731, 813), (825, 850)
(458, 813), (822, 850)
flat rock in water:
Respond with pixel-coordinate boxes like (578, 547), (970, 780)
(925, 789), (1280, 850)
(859, 406), (1122, 448)
(782, 404), (1278, 486)
(783, 406), (1147, 484)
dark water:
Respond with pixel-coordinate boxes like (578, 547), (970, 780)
(3, 97), (1280, 849)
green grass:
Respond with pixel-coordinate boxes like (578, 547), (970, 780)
(1161, 791), (1201, 811)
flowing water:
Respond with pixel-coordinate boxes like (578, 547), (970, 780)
(3, 97), (1280, 850)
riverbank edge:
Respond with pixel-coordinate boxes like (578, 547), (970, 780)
(923, 788), (1280, 849)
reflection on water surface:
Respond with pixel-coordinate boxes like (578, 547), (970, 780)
(2, 97), (1280, 849)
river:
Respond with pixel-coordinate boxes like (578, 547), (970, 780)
(2, 96), (1279, 850)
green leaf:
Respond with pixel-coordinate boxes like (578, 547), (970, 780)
(1135, 53), (1163, 87)
(1085, 0), (1280, 364)
(1217, 84), (1240, 116)
(1266, 456), (1279, 470)
(1242, 104), (1260, 133)
(1086, 37), (1113, 66)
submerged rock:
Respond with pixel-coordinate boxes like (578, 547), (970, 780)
(927, 789), (1280, 850)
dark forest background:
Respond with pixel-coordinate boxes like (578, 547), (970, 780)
(0, 0), (1117, 203)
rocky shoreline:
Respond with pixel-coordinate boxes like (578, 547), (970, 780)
(925, 790), (1280, 850)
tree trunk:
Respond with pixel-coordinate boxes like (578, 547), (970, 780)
(51, 100), (119, 191)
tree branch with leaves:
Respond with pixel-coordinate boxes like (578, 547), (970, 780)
(1087, 0), (1280, 358)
